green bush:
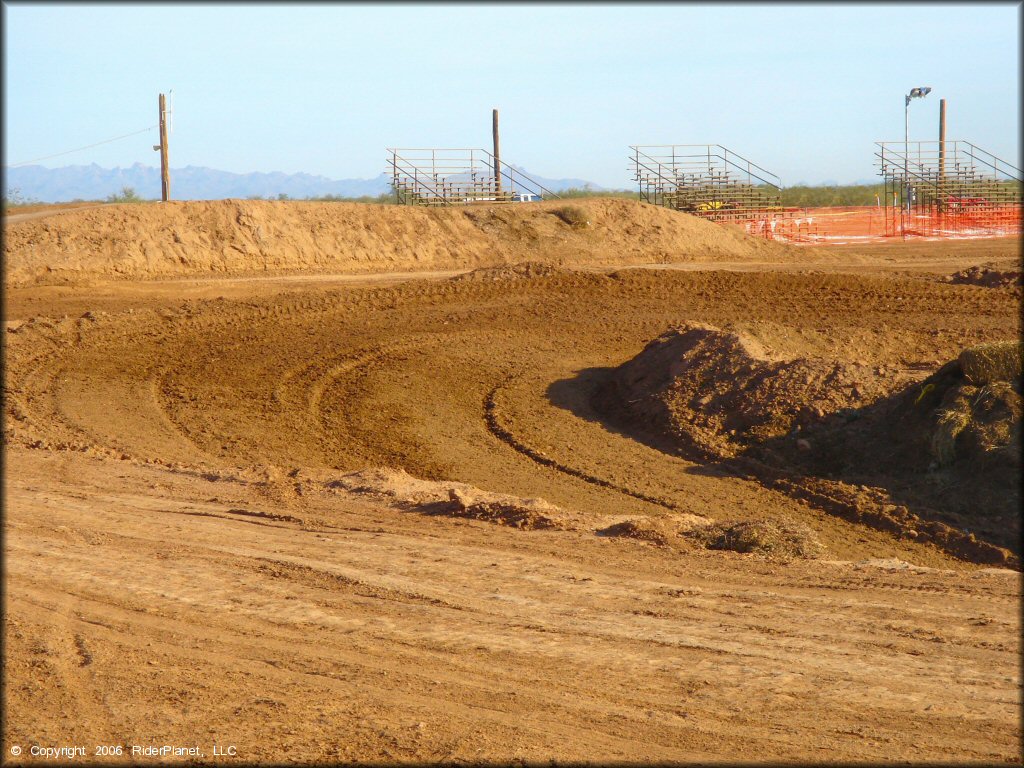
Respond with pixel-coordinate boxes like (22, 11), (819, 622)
(2, 187), (39, 209)
(780, 184), (888, 208)
(105, 186), (147, 203)
(303, 191), (397, 205)
(553, 186), (640, 200)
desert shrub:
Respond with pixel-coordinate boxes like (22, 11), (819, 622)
(551, 205), (590, 228)
(959, 341), (1023, 385)
(554, 186), (640, 200)
(303, 192), (397, 205)
(930, 373), (1021, 467)
(105, 186), (146, 203)
(2, 187), (38, 208)
(780, 183), (887, 207)
(688, 519), (826, 559)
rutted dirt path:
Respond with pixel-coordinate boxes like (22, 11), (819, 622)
(5, 448), (1020, 763)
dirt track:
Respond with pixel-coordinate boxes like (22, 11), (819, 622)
(3, 200), (1022, 763)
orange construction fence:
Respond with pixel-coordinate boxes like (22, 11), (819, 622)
(734, 205), (1022, 245)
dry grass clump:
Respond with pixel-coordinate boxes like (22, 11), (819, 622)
(959, 341), (1022, 385)
(932, 393), (974, 466)
(925, 342), (1021, 467)
(687, 519), (827, 560)
(551, 205), (590, 228)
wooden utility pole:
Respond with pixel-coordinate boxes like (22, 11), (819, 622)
(492, 108), (501, 196)
(158, 93), (170, 201)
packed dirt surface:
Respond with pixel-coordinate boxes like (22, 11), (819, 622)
(3, 200), (1022, 764)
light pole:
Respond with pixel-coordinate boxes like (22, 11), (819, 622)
(904, 86), (931, 212)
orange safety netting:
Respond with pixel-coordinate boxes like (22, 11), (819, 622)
(734, 205), (1022, 245)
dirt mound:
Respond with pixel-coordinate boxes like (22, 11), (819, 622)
(945, 266), (1022, 289)
(686, 519), (827, 560)
(596, 326), (1020, 565)
(781, 341), (1020, 474)
(596, 517), (679, 546)
(450, 261), (565, 282)
(763, 344), (1021, 562)
(327, 467), (573, 530)
(598, 322), (889, 458)
(3, 197), (793, 286)
(447, 487), (566, 530)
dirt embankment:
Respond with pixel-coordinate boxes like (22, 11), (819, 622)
(944, 265), (1023, 290)
(596, 324), (1021, 566)
(2, 198), (794, 286)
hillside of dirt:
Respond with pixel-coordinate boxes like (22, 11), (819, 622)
(2, 197), (793, 286)
(596, 325), (1021, 565)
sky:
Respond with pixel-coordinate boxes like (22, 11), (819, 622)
(2, 2), (1020, 188)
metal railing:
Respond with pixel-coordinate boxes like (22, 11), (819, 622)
(629, 144), (783, 220)
(386, 148), (560, 206)
(876, 140), (1019, 207)
(874, 139), (1022, 236)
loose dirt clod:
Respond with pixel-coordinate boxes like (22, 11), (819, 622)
(447, 488), (566, 530)
(945, 265), (1023, 289)
(596, 518), (674, 546)
(328, 467), (575, 530)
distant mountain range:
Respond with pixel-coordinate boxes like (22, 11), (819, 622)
(2, 163), (604, 203)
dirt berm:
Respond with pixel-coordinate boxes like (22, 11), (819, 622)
(596, 325), (1021, 566)
(3, 197), (792, 286)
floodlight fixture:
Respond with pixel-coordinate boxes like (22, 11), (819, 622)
(906, 86), (932, 105)
(904, 86), (933, 213)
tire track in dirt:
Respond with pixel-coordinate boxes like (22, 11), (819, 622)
(5, 268), (1019, 567)
(484, 375), (687, 511)
(6, 463), (1019, 762)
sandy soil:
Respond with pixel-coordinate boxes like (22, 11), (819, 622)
(3, 198), (793, 287)
(3, 201), (1021, 764)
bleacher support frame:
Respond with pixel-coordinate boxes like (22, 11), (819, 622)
(386, 148), (560, 206)
(875, 140), (1022, 237)
(629, 144), (784, 222)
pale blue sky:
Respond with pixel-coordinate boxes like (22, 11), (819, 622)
(3, 2), (1020, 187)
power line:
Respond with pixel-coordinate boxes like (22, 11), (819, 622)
(7, 126), (158, 168)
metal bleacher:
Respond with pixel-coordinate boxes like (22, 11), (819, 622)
(630, 144), (784, 222)
(387, 148), (559, 206)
